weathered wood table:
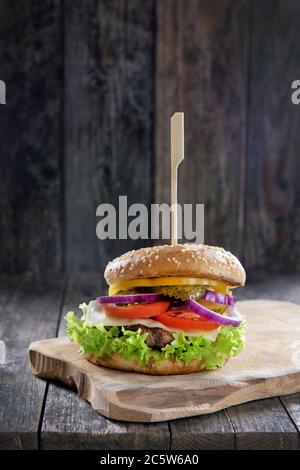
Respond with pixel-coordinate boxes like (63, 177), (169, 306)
(1, 273), (300, 450)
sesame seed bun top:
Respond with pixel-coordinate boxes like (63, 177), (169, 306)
(104, 244), (246, 287)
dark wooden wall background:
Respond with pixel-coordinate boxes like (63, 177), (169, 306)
(1, 0), (300, 278)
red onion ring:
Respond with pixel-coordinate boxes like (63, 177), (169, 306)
(97, 293), (165, 305)
(185, 299), (242, 327)
(201, 289), (236, 306)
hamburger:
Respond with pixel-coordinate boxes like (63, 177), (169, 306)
(66, 244), (246, 375)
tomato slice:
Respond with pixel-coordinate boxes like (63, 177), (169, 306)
(155, 307), (219, 331)
(102, 301), (170, 319)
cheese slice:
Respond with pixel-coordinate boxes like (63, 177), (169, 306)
(83, 300), (221, 341)
(108, 277), (231, 295)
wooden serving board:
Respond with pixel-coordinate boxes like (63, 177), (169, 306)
(29, 300), (300, 422)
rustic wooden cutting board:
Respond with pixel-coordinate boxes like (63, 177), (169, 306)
(29, 300), (300, 422)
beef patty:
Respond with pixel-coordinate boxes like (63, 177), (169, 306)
(126, 324), (174, 350)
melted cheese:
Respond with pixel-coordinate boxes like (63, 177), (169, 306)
(84, 301), (221, 341)
(108, 277), (230, 295)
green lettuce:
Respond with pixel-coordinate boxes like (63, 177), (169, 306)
(65, 312), (246, 370)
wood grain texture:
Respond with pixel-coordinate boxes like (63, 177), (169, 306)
(227, 398), (298, 450)
(40, 272), (170, 450)
(280, 393), (300, 431)
(169, 412), (234, 450)
(0, 0), (63, 274)
(155, 0), (249, 257)
(64, 0), (155, 272)
(244, 0), (300, 275)
(0, 274), (64, 450)
(30, 300), (300, 424)
(0, 1), (300, 276)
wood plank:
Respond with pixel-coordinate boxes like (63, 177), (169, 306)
(41, 273), (170, 449)
(0, 274), (64, 449)
(155, 0), (249, 257)
(169, 411), (234, 450)
(228, 398), (298, 450)
(280, 393), (300, 432)
(244, 0), (300, 274)
(64, 0), (155, 271)
(0, 0), (63, 273)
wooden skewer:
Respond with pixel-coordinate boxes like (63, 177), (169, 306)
(170, 112), (184, 245)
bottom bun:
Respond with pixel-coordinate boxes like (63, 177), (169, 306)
(85, 353), (223, 375)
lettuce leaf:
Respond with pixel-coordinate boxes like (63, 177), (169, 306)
(65, 312), (246, 369)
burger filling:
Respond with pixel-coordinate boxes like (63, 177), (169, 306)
(126, 325), (174, 349)
(66, 277), (246, 370)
